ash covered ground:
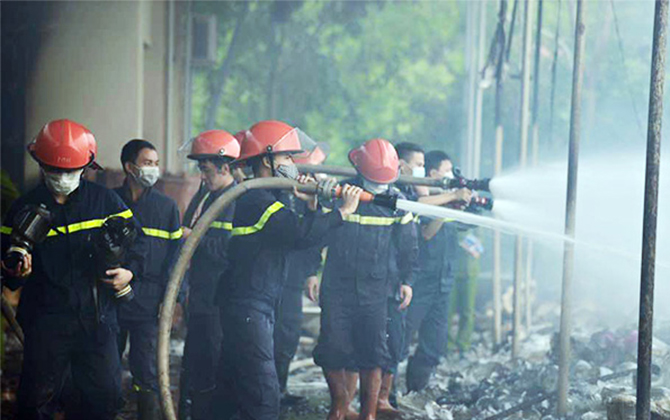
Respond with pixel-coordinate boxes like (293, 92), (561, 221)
(2, 300), (670, 420)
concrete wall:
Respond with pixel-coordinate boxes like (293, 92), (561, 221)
(24, 0), (186, 184)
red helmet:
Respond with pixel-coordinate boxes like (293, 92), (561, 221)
(235, 120), (305, 164)
(233, 130), (246, 145)
(28, 119), (98, 170)
(187, 130), (240, 161)
(348, 138), (399, 184)
(293, 143), (329, 165)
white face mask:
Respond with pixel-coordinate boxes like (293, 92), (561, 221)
(43, 169), (84, 196)
(412, 166), (426, 178)
(362, 179), (389, 195)
(275, 163), (299, 180)
(132, 164), (160, 188)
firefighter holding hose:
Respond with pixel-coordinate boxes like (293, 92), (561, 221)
(179, 130), (241, 420)
(313, 138), (419, 420)
(1, 119), (145, 419)
(403, 150), (472, 392)
(274, 144), (330, 406)
(213, 120), (363, 420)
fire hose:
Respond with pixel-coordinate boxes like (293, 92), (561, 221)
(296, 163), (492, 192)
(157, 177), (389, 419)
(157, 174), (492, 418)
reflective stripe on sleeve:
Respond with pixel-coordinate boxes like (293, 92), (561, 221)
(46, 209), (135, 237)
(211, 221), (233, 231)
(231, 201), (285, 236)
(142, 227), (184, 240)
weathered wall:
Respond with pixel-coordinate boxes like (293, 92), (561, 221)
(22, 0), (187, 186)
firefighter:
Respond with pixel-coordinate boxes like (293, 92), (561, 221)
(403, 150), (472, 392)
(1, 119), (145, 420)
(114, 139), (182, 419)
(313, 138), (418, 420)
(213, 120), (362, 420)
(179, 130), (240, 420)
(372, 142), (425, 412)
(273, 144), (329, 406)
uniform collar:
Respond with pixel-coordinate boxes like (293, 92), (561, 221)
(120, 179), (152, 204)
(209, 180), (237, 199)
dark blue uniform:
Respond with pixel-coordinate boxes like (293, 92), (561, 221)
(214, 188), (343, 420)
(1, 180), (145, 420)
(383, 184), (419, 377)
(180, 183), (235, 420)
(114, 183), (182, 396)
(403, 215), (458, 391)
(273, 193), (322, 395)
(313, 178), (418, 372)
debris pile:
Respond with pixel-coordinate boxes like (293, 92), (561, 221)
(394, 323), (670, 420)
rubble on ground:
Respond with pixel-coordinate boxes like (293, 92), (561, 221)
(283, 301), (670, 420)
(2, 300), (669, 420)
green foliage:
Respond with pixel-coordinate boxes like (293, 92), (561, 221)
(191, 0), (466, 166)
(191, 0), (665, 171)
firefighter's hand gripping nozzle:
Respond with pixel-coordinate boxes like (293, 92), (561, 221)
(444, 168), (491, 192)
(93, 216), (138, 302)
(4, 205), (53, 272)
(315, 179), (397, 210)
(466, 195), (494, 212)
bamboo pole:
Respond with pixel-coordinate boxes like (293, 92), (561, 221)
(512, 0), (534, 359)
(557, 0), (586, 415)
(636, 1), (667, 419)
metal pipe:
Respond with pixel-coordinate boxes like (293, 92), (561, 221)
(525, 0), (543, 335)
(531, 0), (543, 165)
(464, 1), (478, 176)
(182, 0), (194, 174)
(158, 178), (323, 420)
(472, 1), (487, 178)
(165, 0), (175, 172)
(493, 0), (508, 348)
(557, 0), (586, 415)
(636, 1), (667, 419)
(512, 0), (534, 359)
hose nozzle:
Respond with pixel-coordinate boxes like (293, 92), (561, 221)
(468, 196), (493, 211)
(315, 180), (396, 209)
(316, 180), (375, 202)
(444, 168), (491, 192)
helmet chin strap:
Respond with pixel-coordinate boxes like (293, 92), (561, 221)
(266, 146), (276, 177)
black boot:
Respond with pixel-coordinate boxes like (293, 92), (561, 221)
(405, 356), (434, 392)
(138, 391), (162, 420)
(388, 375), (398, 409)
